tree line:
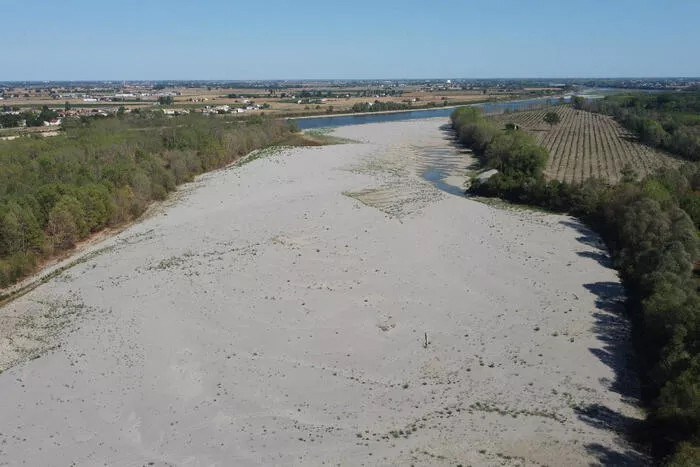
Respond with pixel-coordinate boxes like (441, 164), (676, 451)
(351, 100), (451, 114)
(572, 92), (700, 161)
(351, 100), (414, 113)
(451, 104), (700, 465)
(0, 105), (59, 128)
(0, 112), (296, 288)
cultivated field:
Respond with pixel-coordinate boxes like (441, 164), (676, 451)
(491, 106), (678, 183)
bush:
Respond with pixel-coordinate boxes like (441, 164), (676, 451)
(485, 131), (547, 177)
(543, 111), (561, 126)
(668, 441), (700, 466)
(0, 251), (37, 288)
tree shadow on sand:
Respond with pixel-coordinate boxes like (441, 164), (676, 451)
(558, 221), (632, 392)
(583, 280), (640, 403)
(562, 219), (649, 463)
(584, 441), (650, 466)
(577, 250), (613, 268)
(439, 123), (456, 138)
(575, 403), (643, 436)
(560, 219), (606, 250)
(579, 290), (650, 462)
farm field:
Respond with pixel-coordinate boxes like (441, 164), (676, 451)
(490, 106), (678, 183)
(1, 89), (502, 116)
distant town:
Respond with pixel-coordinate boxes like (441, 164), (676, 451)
(1, 78), (699, 136)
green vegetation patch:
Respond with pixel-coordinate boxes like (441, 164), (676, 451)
(451, 99), (700, 464)
(0, 112), (297, 289)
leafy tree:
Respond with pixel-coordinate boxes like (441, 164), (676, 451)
(543, 111), (561, 126)
(47, 196), (81, 249)
(77, 184), (114, 232)
(0, 201), (43, 255)
(640, 119), (669, 146)
(158, 96), (174, 105)
(38, 105), (58, 122)
(571, 95), (586, 109)
(485, 130), (547, 177)
(0, 113), (24, 128)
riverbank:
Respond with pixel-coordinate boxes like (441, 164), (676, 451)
(289, 95), (568, 131)
(289, 104), (461, 120)
(0, 118), (644, 465)
(286, 92), (567, 123)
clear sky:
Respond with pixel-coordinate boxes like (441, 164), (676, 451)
(3, 0), (699, 80)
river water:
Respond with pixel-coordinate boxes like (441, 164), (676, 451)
(291, 96), (570, 130)
(290, 91), (613, 195)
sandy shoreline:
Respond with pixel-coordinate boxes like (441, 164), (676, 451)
(0, 117), (644, 465)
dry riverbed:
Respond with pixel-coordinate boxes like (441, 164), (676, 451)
(0, 118), (645, 465)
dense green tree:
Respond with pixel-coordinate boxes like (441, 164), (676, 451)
(0, 201), (43, 256)
(47, 196), (81, 249)
(640, 119), (669, 146)
(485, 130), (547, 177)
(543, 111), (561, 126)
(0, 113), (25, 128)
(571, 95), (586, 109)
(158, 96), (174, 105)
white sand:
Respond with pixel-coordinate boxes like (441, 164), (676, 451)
(0, 118), (644, 465)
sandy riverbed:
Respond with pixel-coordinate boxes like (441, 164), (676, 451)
(0, 118), (644, 466)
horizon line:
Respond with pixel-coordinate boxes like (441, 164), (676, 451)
(2, 76), (700, 83)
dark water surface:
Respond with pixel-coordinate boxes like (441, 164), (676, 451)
(291, 96), (571, 130)
(292, 107), (456, 130)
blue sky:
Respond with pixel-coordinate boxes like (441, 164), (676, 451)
(2, 0), (699, 80)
